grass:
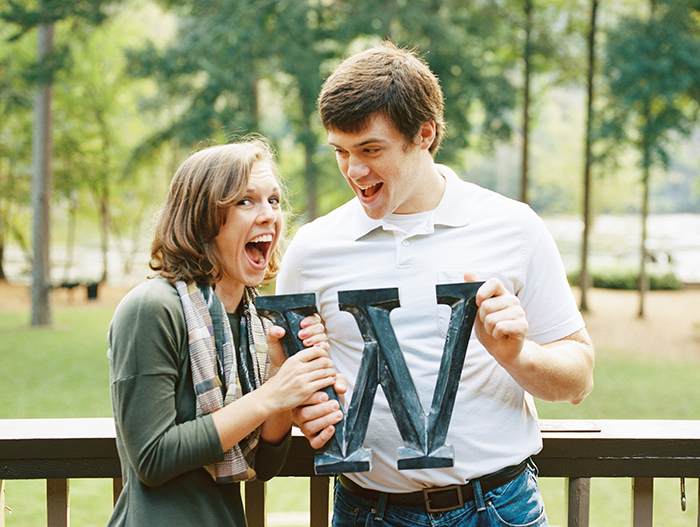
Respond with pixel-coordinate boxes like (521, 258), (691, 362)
(1, 304), (699, 526)
(536, 354), (700, 527)
(0, 308), (113, 420)
(536, 354), (700, 420)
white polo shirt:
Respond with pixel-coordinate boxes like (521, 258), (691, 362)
(276, 165), (584, 492)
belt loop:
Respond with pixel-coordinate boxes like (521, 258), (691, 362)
(472, 478), (487, 513)
(373, 491), (388, 521)
(528, 456), (538, 477)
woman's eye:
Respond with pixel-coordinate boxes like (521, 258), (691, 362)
(237, 197), (252, 206)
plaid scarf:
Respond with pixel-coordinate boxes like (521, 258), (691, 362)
(176, 281), (270, 483)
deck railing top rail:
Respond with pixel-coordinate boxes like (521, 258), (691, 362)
(2, 418), (700, 480)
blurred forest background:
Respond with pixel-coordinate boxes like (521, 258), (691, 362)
(1, 0), (700, 325)
(1, 2), (700, 525)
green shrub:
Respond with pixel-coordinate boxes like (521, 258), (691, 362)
(568, 269), (684, 290)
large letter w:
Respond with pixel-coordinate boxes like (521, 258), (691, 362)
(256, 281), (482, 474)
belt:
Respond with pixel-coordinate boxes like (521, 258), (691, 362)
(337, 459), (529, 513)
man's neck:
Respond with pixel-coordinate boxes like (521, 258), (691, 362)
(397, 159), (446, 215)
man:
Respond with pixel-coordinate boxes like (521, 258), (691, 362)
(276, 41), (594, 527)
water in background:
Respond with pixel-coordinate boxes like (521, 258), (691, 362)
(4, 213), (700, 286)
(543, 213), (700, 284)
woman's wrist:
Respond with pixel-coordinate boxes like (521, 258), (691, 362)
(268, 361), (283, 377)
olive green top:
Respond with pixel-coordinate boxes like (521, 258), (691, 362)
(107, 276), (290, 526)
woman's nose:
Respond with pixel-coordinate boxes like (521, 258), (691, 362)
(257, 201), (276, 223)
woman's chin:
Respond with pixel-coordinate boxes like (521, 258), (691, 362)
(243, 268), (267, 287)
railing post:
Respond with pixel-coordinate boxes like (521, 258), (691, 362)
(566, 477), (590, 527)
(1, 480), (5, 527)
(245, 480), (266, 527)
(47, 478), (69, 527)
(112, 478), (123, 506)
(632, 477), (653, 527)
(310, 476), (330, 527)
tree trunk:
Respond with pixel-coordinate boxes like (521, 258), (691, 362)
(100, 185), (109, 284)
(0, 158), (6, 281)
(638, 1), (655, 319)
(579, 0), (598, 312)
(63, 192), (77, 282)
(300, 93), (318, 221)
(520, 0), (532, 204)
(0, 242), (5, 281)
(638, 150), (650, 318)
(31, 17), (54, 326)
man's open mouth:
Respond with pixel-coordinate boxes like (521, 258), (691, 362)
(246, 234), (273, 265)
(360, 182), (382, 198)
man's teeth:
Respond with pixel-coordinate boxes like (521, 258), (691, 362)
(359, 183), (379, 197)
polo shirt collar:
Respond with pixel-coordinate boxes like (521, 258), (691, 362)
(346, 163), (471, 241)
(433, 164), (472, 228)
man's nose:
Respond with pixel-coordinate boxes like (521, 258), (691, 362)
(347, 155), (370, 179)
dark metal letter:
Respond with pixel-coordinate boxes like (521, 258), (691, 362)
(255, 294), (369, 473)
(256, 282), (482, 474)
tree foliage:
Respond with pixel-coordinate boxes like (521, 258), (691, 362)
(601, 0), (700, 167)
(0, 22), (34, 280)
(600, 0), (700, 315)
(0, 0), (173, 288)
(0, 0), (699, 290)
(129, 0), (526, 218)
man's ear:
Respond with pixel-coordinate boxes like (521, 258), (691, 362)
(417, 121), (436, 151)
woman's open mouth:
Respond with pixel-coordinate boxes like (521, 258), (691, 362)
(245, 234), (273, 267)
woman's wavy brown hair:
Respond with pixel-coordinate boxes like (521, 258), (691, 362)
(149, 138), (285, 286)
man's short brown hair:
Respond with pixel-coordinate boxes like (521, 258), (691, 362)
(318, 41), (446, 155)
(150, 138), (284, 286)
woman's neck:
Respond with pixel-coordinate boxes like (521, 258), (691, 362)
(214, 280), (245, 313)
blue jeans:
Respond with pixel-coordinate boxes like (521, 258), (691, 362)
(331, 460), (548, 527)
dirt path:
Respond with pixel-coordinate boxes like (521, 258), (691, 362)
(0, 281), (131, 313)
(576, 287), (700, 362)
(2, 280), (699, 361)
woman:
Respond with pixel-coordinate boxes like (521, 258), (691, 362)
(107, 138), (337, 525)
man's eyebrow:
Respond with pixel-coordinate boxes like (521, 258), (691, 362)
(329, 138), (386, 148)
